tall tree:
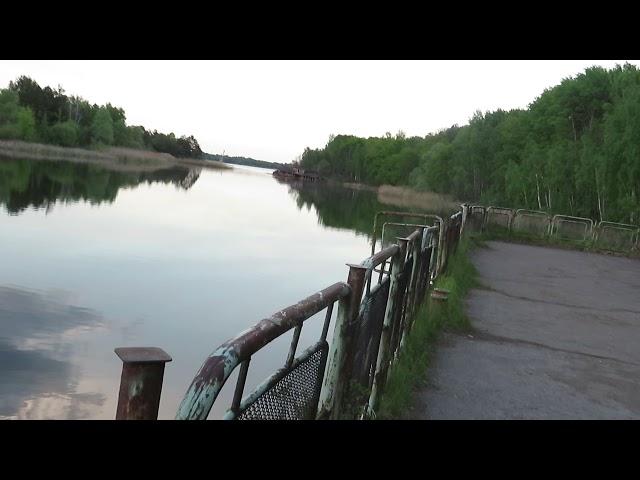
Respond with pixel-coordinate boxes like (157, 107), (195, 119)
(91, 107), (114, 145)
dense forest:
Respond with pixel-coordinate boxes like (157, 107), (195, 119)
(0, 76), (203, 159)
(299, 64), (640, 224)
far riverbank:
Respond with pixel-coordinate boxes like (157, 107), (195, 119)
(0, 140), (230, 173)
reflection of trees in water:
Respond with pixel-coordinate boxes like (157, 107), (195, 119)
(276, 177), (392, 238)
(278, 178), (440, 251)
(0, 157), (200, 214)
(0, 285), (106, 419)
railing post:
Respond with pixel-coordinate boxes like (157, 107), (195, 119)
(460, 204), (469, 237)
(366, 238), (407, 416)
(389, 238), (410, 362)
(429, 228), (439, 281)
(317, 264), (367, 420)
(115, 347), (172, 420)
(401, 228), (425, 349)
(440, 220), (449, 273)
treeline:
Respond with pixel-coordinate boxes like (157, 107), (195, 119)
(0, 76), (203, 158)
(202, 152), (286, 170)
(299, 64), (640, 224)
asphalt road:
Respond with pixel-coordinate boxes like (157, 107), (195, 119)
(412, 241), (640, 419)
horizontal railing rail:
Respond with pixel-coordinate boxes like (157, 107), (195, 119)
(468, 204), (639, 253)
(175, 282), (350, 420)
(115, 208), (466, 420)
(484, 206), (515, 231)
(114, 201), (638, 420)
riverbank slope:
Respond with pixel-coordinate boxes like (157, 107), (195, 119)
(0, 140), (230, 172)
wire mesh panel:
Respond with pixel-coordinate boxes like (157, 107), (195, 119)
(485, 207), (514, 232)
(512, 210), (551, 237)
(466, 207), (485, 233)
(237, 342), (329, 420)
(595, 223), (639, 252)
(552, 216), (593, 241)
(350, 277), (391, 388)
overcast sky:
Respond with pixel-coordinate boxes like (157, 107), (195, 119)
(1, 60), (637, 163)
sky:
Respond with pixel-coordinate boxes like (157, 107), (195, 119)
(1, 60), (638, 163)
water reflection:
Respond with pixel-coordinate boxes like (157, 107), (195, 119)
(0, 157), (447, 419)
(276, 176), (453, 241)
(0, 285), (105, 419)
(275, 177), (388, 237)
(0, 158), (200, 215)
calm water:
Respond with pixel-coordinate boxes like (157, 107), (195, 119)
(0, 157), (442, 419)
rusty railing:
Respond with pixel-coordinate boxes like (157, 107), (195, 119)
(464, 203), (639, 253)
(114, 208), (467, 420)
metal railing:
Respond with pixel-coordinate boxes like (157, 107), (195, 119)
(512, 209), (551, 237)
(176, 282), (350, 420)
(594, 221), (640, 251)
(113, 208), (466, 420)
(551, 214), (594, 241)
(484, 206), (515, 232)
(467, 204), (639, 253)
(111, 203), (639, 420)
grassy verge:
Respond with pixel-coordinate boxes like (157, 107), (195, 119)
(376, 236), (479, 419)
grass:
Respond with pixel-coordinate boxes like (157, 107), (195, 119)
(377, 184), (460, 213)
(376, 236), (480, 419)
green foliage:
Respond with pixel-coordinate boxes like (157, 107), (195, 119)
(91, 107), (114, 145)
(122, 125), (146, 149)
(47, 120), (79, 147)
(2, 76), (204, 159)
(0, 89), (20, 124)
(141, 129), (203, 158)
(16, 107), (36, 141)
(0, 89), (21, 139)
(299, 63), (640, 224)
(0, 89), (37, 141)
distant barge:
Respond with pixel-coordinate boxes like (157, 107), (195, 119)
(272, 166), (322, 181)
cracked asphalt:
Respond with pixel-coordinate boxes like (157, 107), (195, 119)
(412, 241), (640, 419)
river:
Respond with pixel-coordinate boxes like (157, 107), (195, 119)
(0, 157), (450, 419)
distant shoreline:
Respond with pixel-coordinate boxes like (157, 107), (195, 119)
(0, 140), (230, 172)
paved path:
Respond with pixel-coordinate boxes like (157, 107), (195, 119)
(412, 241), (640, 419)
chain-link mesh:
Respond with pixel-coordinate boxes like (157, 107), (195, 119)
(512, 213), (550, 237)
(237, 343), (328, 420)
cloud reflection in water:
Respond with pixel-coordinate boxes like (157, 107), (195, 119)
(0, 285), (106, 419)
